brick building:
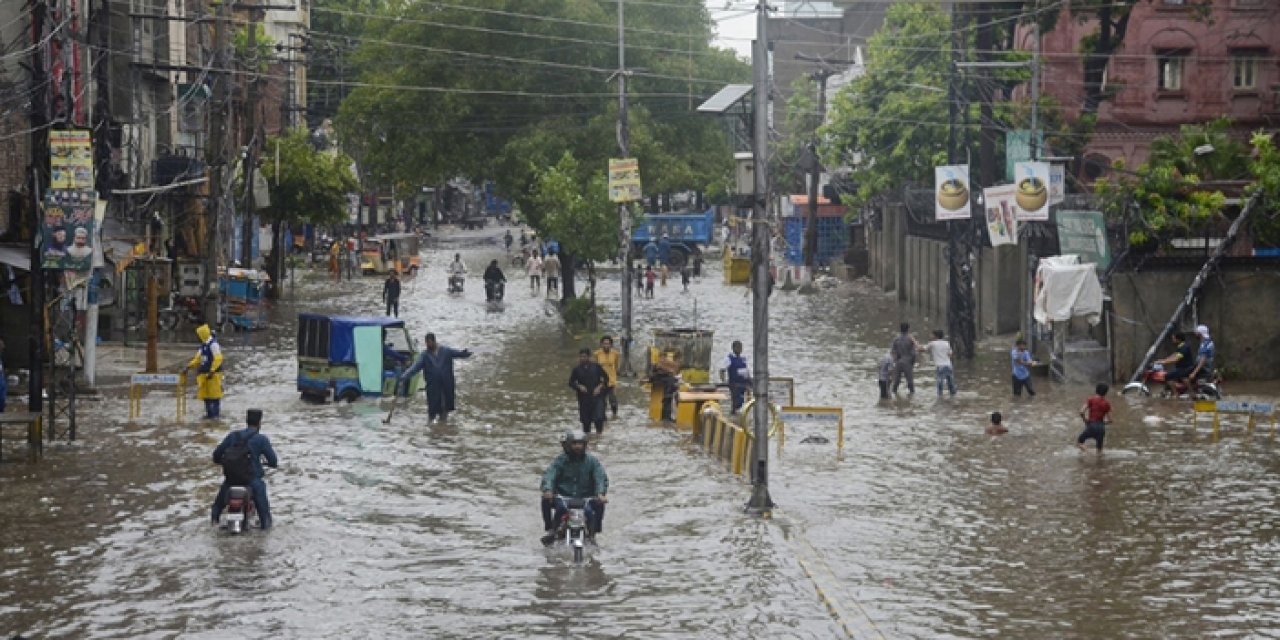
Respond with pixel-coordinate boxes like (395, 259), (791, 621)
(1027, 0), (1280, 178)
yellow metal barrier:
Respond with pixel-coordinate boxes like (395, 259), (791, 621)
(1193, 399), (1276, 438)
(739, 398), (782, 438)
(128, 373), (188, 422)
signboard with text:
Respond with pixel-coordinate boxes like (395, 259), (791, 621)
(1055, 210), (1110, 270)
(608, 158), (642, 203)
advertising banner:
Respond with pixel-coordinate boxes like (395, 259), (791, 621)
(1013, 161), (1050, 221)
(49, 129), (94, 190)
(934, 165), (971, 220)
(608, 158), (642, 203)
(1049, 164), (1065, 205)
(982, 185), (1018, 247)
(1055, 210), (1110, 270)
(42, 190), (97, 270)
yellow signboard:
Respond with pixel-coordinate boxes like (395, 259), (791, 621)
(608, 158), (642, 203)
(49, 129), (94, 190)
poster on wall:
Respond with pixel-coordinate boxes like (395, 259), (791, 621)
(1049, 164), (1065, 205)
(934, 165), (971, 220)
(982, 185), (1018, 247)
(1013, 161), (1050, 221)
(49, 129), (94, 190)
(608, 158), (642, 203)
(42, 190), (97, 270)
(1055, 210), (1111, 270)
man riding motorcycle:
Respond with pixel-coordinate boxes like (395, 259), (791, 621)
(1190, 324), (1215, 383)
(211, 409), (279, 529)
(1155, 331), (1195, 392)
(483, 259), (506, 301)
(448, 253), (467, 292)
(540, 430), (608, 546)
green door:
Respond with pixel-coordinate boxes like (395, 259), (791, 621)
(353, 325), (385, 394)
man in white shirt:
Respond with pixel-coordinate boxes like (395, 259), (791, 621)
(526, 253), (543, 293)
(925, 329), (955, 397)
(543, 252), (561, 297)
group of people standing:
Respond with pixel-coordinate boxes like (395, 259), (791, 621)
(524, 250), (561, 297)
(568, 336), (621, 433)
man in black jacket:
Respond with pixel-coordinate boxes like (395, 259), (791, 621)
(383, 272), (401, 317)
(568, 348), (608, 433)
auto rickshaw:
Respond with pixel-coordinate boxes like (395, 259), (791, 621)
(360, 233), (421, 275)
(296, 313), (422, 402)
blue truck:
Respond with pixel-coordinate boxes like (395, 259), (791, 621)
(631, 208), (715, 269)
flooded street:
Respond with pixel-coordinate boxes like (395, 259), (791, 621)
(4, 226), (1280, 639)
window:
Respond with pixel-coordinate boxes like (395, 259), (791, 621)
(1158, 54), (1184, 91)
(1232, 54), (1259, 90)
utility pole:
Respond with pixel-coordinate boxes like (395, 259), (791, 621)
(240, 8), (262, 268)
(802, 65), (832, 269)
(27, 0), (49, 415)
(614, 0), (635, 377)
(205, 0), (230, 324)
(945, 5), (977, 360)
(746, 0), (773, 515)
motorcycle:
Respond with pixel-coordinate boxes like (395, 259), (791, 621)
(159, 292), (205, 330)
(1122, 365), (1222, 400)
(552, 495), (592, 563)
(485, 280), (505, 302)
(447, 273), (465, 294)
(220, 485), (257, 534)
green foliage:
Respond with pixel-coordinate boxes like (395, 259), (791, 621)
(334, 0), (744, 197)
(561, 296), (600, 331)
(1092, 119), (1248, 247)
(259, 129), (360, 225)
(820, 3), (957, 205)
(773, 76), (822, 195)
(1247, 131), (1280, 247)
(232, 24), (275, 73)
(530, 152), (617, 264)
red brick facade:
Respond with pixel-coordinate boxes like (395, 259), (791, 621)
(1030, 0), (1280, 174)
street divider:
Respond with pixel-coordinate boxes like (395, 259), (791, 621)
(695, 402), (757, 477)
(128, 373), (187, 422)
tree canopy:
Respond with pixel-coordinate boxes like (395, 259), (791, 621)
(259, 128), (359, 226)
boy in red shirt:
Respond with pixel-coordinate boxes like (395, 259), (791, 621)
(1077, 383), (1112, 452)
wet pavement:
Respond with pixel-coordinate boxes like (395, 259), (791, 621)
(3, 224), (1280, 638)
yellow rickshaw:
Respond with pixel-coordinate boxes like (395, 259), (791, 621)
(360, 233), (421, 275)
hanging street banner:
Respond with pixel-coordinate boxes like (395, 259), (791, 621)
(42, 190), (97, 270)
(934, 164), (971, 220)
(1013, 161), (1050, 221)
(49, 129), (94, 190)
(1005, 129), (1044, 182)
(608, 158), (642, 203)
(1049, 163), (1065, 205)
(1055, 210), (1111, 270)
(982, 184), (1018, 247)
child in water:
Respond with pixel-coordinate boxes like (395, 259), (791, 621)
(986, 411), (1008, 435)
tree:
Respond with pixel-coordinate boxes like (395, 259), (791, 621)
(530, 151), (615, 309)
(257, 128), (359, 293)
(773, 76), (821, 196)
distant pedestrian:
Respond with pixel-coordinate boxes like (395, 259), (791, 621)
(569, 348), (608, 433)
(544, 252), (561, 297)
(1011, 339), (1036, 397)
(680, 265), (691, 292)
(659, 263), (669, 287)
(925, 329), (955, 396)
(593, 336), (620, 419)
(719, 340), (752, 414)
(877, 352), (893, 400)
(382, 271), (401, 317)
(526, 253), (543, 293)
(986, 411), (1008, 435)
(644, 266), (656, 298)
(1076, 383), (1112, 453)
(889, 323), (919, 395)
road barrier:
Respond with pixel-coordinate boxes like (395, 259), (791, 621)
(0, 413), (43, 462)
(1192, 399), (1276, 438)
(695, 403), (758, 477)
(129, 373), (187, 422)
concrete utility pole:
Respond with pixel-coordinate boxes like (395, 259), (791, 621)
(240, 9), (262, 268)
(614, 0), (635, 377)
(945, 5), (977, 360)
(802, 65), (833, 269)
(746, 0), (773, 515)
(205, 0), (230, 324)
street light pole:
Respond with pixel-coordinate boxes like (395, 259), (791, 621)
(615, 0), (635, 377)
(746, 0), (773, 515)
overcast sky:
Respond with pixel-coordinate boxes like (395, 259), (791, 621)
(707, 1), (842, 59)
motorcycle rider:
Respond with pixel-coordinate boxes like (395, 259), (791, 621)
(540, 430), (608, 546)
(1190, 324), (1216, 383)
(504, 230), (513, 252)
(483, 259), (506, 301)
(1156, 331), (1195, 393)
(448, 253), (467, 291)
(211, 409), (279, 529)
(185, 324), (224, 419)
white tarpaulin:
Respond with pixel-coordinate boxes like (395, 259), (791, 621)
(1034, 255), (1103, 325)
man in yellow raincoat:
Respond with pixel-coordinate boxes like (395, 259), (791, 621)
(186, 324), (224, 418)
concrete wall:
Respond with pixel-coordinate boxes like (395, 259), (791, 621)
(975, 244), (1025, 335)
(1111, 266), (1280, 381)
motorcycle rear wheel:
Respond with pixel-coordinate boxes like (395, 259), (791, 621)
(573, 544), (583, 563)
